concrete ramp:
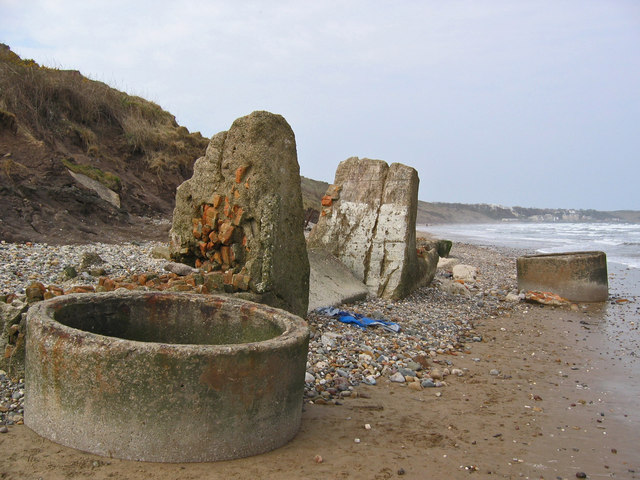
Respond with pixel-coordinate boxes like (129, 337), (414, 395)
(308, 249), (369, 313)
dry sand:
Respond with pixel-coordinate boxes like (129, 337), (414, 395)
(2, 258), (639, 479)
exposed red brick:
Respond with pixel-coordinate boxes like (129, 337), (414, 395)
(232, 274), (250, 291)
(218, 222), (235, 245)
(65, 285), (96, 294)
(220, 246), (231, 266)
(235, 165), (248, 183)
(232, 206), (244, 226)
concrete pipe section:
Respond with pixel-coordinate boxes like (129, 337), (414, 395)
(25, 291), (310, 462)
(517, 251), (609, 302)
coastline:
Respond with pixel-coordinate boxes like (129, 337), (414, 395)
(1, 240), (639, 479)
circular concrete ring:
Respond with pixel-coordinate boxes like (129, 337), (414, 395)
(517, 250), (608, 302)
(25, 291), (309, 462)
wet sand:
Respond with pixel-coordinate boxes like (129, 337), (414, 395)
(1, 256), (638, 479)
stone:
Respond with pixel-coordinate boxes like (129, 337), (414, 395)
(79, 252), (105, 271)
(524, 291), (570, 306)
(505, 292), (521, 302)
(421, 379), (436, 388)
(389, 372), (405, 383)
(164, 262), (198, 276)
(68, 169), (121, 209)
(308, 157), (434, 300)
(170, 111), (309, 317)
(439, 279), (470, 296)
(453, 264), (477, 283)
(62, 266), (77, 280)
(25, 282), (45, 303)
(399, 368), (417, 378)
(0, 300), (28, 377)
(429, 368), (443, 380)
(151, 245), (171, 260)
(305, 372), (315, 383)
(437, 257), (460, 271)
(407, 382), (422, 391)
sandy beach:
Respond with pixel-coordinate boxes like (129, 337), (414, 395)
(1, 242), (639, 479)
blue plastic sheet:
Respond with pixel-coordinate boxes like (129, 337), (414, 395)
(316, 307), (401, 333)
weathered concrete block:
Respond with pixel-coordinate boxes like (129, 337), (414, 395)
(308, 157), (433, 299)
(517, 251), (608, 302)
(169, 111), (309, 317)
(25, 292), (309, 462)
(307, 249), (369, 312)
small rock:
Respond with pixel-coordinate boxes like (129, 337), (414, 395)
(164, 262), (198, 276)
(79, 252), (105, 270)
(505, 292), (520, 302)
(399, 368), (417, 378)
(151, 245), (171, 260)
(421, 379), (436, 388)
(0, 426), (8, 433)
(62, 265), (78, 279)
(489, 369), (500, 376)
(429, 368), (443, 380)
(389, 372), (405, 383)
(364, 375), (377, 385)
(305, 372), (315, 383)
(576, 473), (587, 479)
(314, 454), (323, 464)
(398, 468), (406, 475)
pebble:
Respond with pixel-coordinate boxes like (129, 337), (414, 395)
(0, 241), (168, 295)
(490, 369), (500, 376)
(0, 426), (8, 433)
(302, 242), (526, 401)
(0, 240), (527, 408)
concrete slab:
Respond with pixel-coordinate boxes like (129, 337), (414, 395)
(308, 249), (369, 313)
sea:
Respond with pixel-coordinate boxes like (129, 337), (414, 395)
(420, 222), (640, 270)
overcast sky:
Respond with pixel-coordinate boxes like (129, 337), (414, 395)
(2, 1), (639, 210)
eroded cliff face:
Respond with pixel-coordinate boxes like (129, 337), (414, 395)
(169, 111), (309, 317)
(308, 157), (436, 300)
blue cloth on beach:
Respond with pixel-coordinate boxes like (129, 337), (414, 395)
(316, 307), (401, 333)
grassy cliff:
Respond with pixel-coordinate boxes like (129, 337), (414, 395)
(0, 44), (208, 242)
